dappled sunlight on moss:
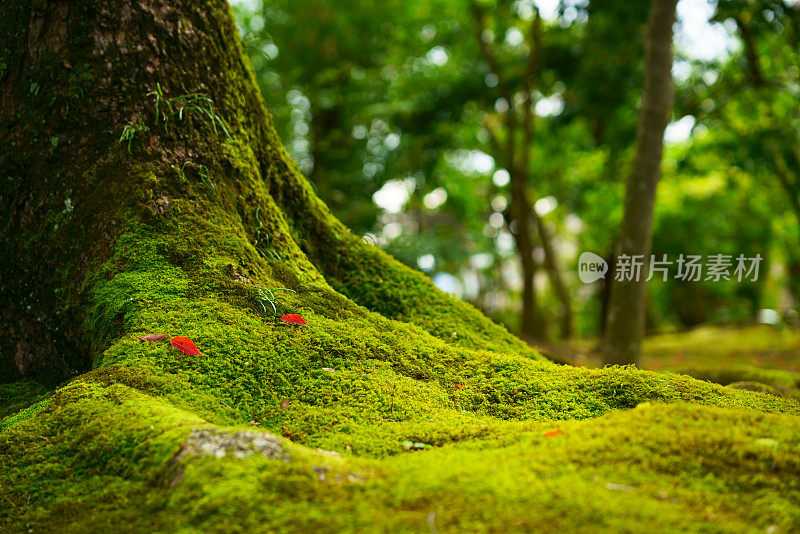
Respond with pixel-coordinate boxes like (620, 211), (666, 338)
(2, 0), (799, 531)
(4, 384), (799, 532)
(5, 188), (799, 529)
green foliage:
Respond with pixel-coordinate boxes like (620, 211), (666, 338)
(179, 161), (215, 191)
(174, 94), (231, 139)
(253, 207), (281, 261)
(251, 286), (295, 315)
(233, 0), (800, 339)
(232, 0), (653, 338)
(146, 82), (171, 128)
(118, 114), (149, 154)
(146, 82), (231, 138)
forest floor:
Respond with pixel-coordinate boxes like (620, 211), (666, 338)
(543, 325), (800, 398)
(6, 325), (797, 421)
(2, 323), (799, 532)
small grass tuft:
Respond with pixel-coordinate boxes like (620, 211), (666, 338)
(253, 207), (281, 261)
(179, 161), (215, 191)
(146, 83), (231, 139)
(118, 114), (150, 154)
(251, 286), (296, 316)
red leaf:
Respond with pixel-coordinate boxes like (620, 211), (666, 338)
(280, 314), (307, 326)
(544, 429), (563, 438)
(170, 336), (202, 355)
(137, 334), (168, 342)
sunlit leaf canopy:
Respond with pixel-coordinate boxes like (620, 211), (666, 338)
(234, 0), (800, 337)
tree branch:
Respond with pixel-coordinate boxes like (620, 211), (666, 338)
(469, 0), (514, 106)
(469, 0), (517, 169)
(734, 16), (765, 87)
(521, 7), (541, 177)
(483, 116), (506, 166)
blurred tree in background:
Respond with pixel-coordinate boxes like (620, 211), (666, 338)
(234, 0), (800, 349)
(602, 0), (678, 365)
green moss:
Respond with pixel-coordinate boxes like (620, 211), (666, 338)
(0, 397), (52, 432)
(644, 325), (800, 363)
(726, 380), (800, 401)
(4, 385), (800, 532)
(2, 1), (799, 531)
(268, 164), (540, 359)
(665, 365), (800, 390)
(568, 325), (800, 398)
(64, 212), (798, 458)
(5, 198), (799, 530)
(0, 379), (51, 419)
(0, 380), (50, 431)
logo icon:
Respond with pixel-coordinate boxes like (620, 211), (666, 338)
(578, 252), (608, 283)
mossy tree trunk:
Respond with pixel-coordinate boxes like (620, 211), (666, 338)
(0, 0), (537, 384)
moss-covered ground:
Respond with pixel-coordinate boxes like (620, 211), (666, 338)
(3, 369), (800, 532)
(3, 200), (799, 531)
(2, 224), (800, 532)
(564, 325), (800, 398)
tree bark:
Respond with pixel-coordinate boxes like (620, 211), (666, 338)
(0, 0), (538, 383)
(532, 210), (573, 338)
(601, 0), (677, 365)
(509, 168), (546, 340)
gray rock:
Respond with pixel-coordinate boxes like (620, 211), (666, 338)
(174, 428), (289, 462)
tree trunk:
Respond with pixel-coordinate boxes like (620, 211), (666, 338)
(600, 0), (677, 365)
(531, 210), (573, 338)
(0, 0), (538, 384)
(509, 168), (546, 340)
(471, 2), (548, 341)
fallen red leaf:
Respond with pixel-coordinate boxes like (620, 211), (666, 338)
(170, 336), (202, 355)
(280, 314), (307, 326)
(544, 429), (563, 438)
(137, 334), (168, 342)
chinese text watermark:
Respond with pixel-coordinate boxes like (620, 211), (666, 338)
(578, 253), (762, 283)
